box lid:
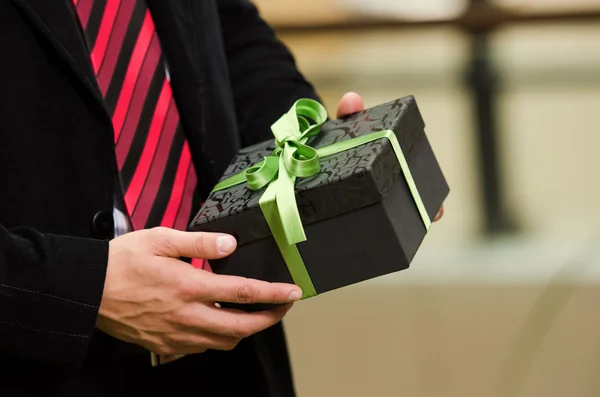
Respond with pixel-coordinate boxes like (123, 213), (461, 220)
(189, 95), (426, 245)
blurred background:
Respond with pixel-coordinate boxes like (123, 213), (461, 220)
(251, 0), (600, 396)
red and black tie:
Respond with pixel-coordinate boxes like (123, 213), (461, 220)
(73, 0), (200, 237)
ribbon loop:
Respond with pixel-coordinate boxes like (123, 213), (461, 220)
(245, 156), (279, 191)
(284, 141), (320, 178)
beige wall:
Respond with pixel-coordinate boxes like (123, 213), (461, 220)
(285, 283), (600, 397)
(250, 2), (600, 395)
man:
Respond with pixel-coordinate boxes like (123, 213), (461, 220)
(0, 0), (443, 395)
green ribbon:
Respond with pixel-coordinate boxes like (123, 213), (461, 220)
(212, 99), (431, 299)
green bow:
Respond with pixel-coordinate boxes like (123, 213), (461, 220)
(212, 99), (431, 299)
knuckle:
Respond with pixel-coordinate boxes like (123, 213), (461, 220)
(232, 327), (246, 339)
(176, 278), (197, 300)
(235, 282), (255, 304)
(223, 338), (241, 351)
(231, 318), (250, 339)
(150, 227), (173, 254)
(191, 233), (205, 258)
(153, 343), (177, 356)
(170, 310), (196, 328)
(150, 226), (169, 236)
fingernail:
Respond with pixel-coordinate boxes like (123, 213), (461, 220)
(288, 289), (302, 301)
(217, 236), (235, 254)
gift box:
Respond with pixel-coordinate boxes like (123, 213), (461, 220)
(189, 96), (449, 304)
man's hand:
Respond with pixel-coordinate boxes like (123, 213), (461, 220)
(336, 92), (444, 222)
(97, 227), (302, 356)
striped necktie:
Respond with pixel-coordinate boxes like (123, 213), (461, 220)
(73, 0), (198, 235)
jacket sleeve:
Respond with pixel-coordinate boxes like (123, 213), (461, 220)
(217, 0), (324, 146)
(0, 224), (108, 365)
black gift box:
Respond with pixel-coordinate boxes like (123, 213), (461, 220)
(189, 96), (449, 301)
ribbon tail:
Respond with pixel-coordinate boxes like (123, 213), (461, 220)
(259, 177), (317, 299)
(275, 155), (307, 245)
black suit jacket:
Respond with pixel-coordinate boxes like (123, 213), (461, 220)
(0, 0), (320, 395)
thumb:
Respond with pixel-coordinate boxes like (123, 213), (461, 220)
(146, 227), (237, 260)
(336, 92), (365, 118)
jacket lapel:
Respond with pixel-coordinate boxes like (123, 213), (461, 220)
(11, 0), (108, 116)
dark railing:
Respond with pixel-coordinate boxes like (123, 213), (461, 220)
(272, 1), (600, 235)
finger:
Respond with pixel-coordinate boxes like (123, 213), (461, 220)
(200, 303), (293, 339)
(147, 227), (237, 260)
(433, 205), (444, 222)
(192, 272), (302, 304)
(337, 91), (365, 118)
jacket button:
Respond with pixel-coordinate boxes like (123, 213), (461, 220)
(92, 210), (113, 240)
